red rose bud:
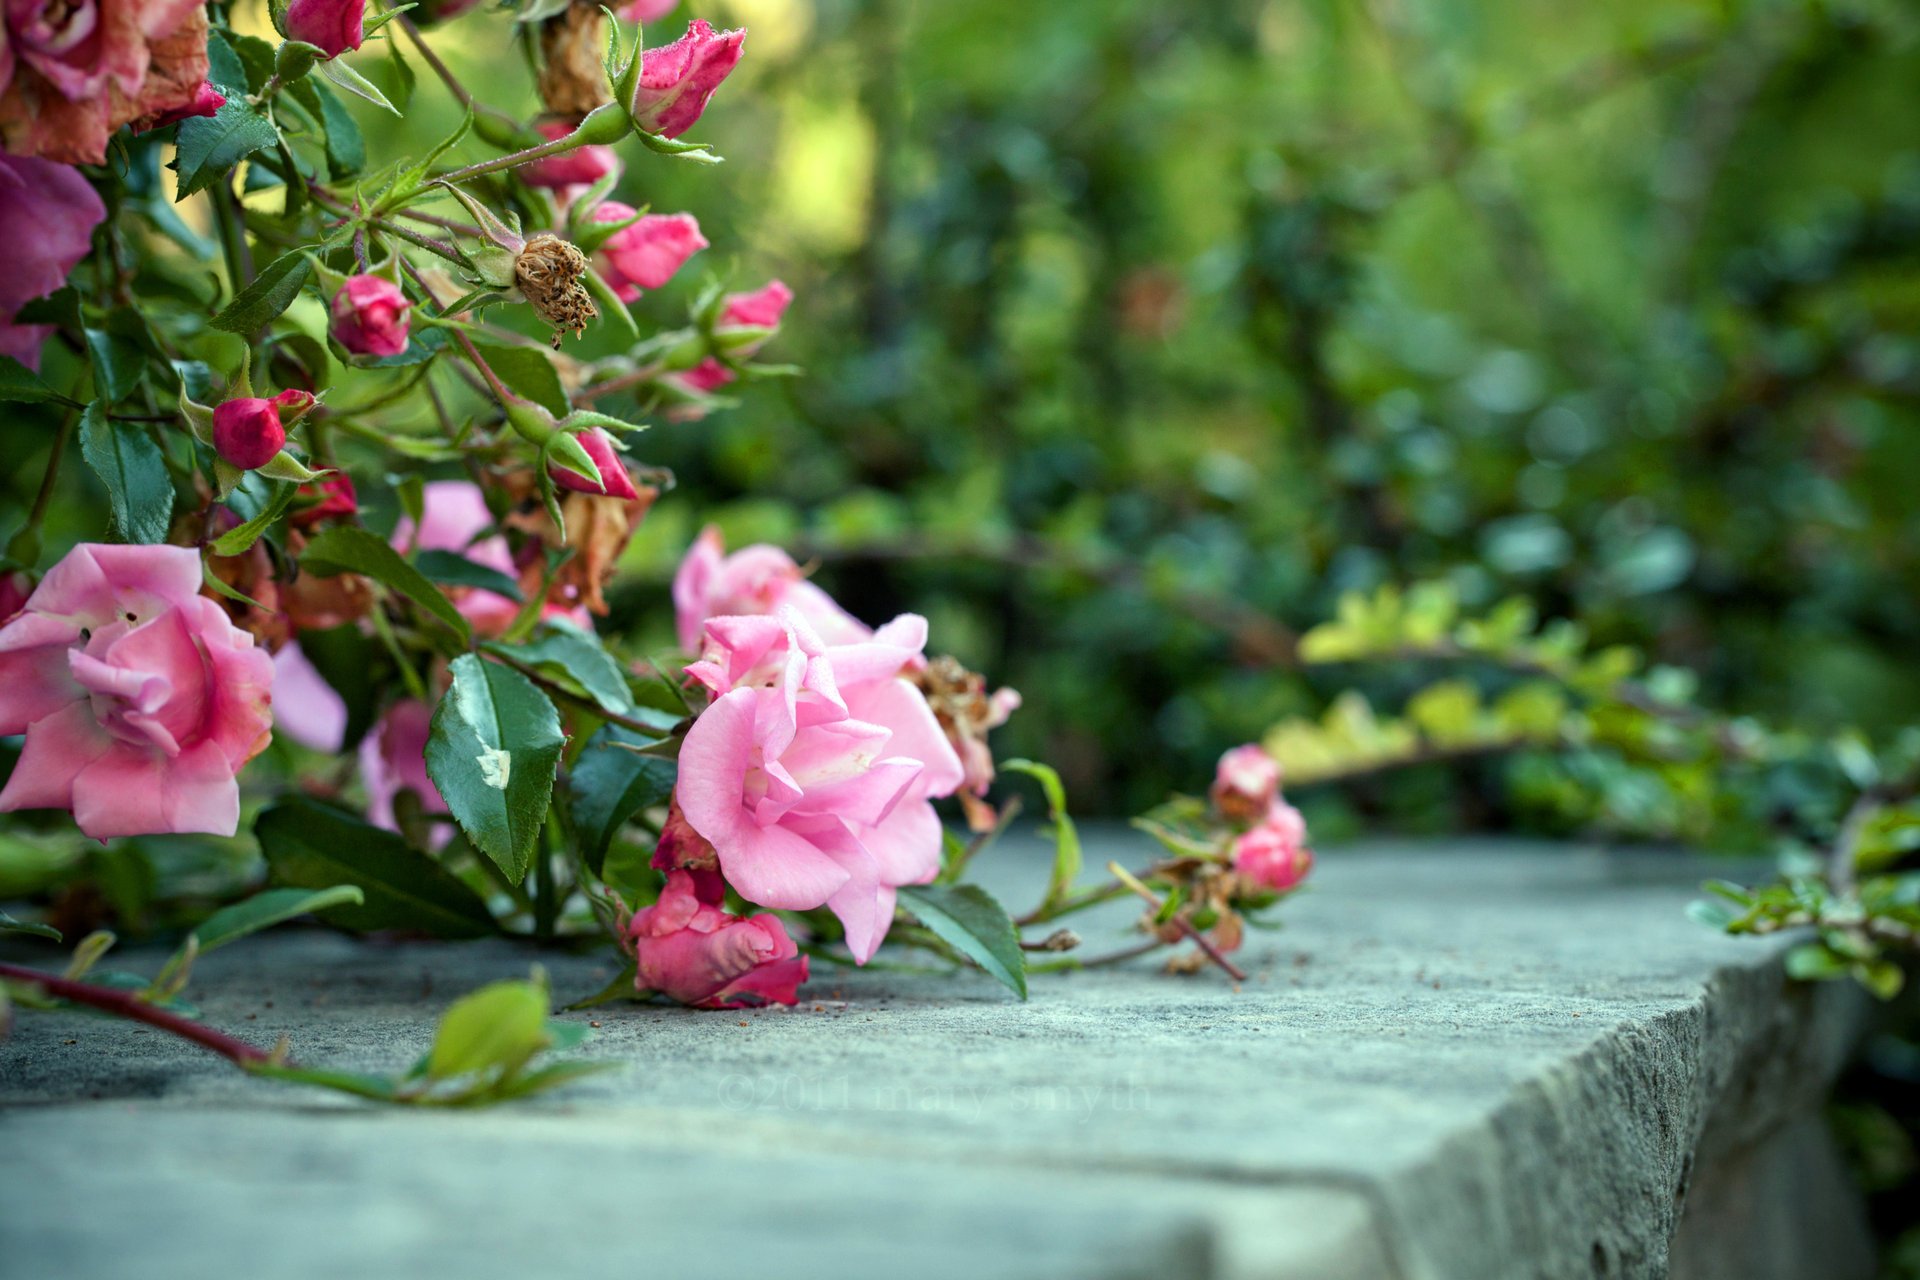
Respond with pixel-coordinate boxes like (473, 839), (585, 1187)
(129, 82), (226, 134)
(594, 206), (707, 301)
(291, 473), (359, 530)
(522, 121), (623, 192)
(212, 397), (289, 471)
(331, 274), (412, 358)
(629, 20), (745, 139)
(285, 0), (367, 58)
(548, 428), (642, 500)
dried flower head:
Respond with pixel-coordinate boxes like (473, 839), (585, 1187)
(515, 233), (598, 348)
(537, 1), (614, 117)
(909, 654), (1022, 831)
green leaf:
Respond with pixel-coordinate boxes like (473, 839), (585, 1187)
(300, 525), (470, 642)
(897, 884), (1027, 999)
(1002, 759), (1082, 906)
(78, 402), (173, 544)
(210, 479), (298, 556)
(188, 885), (366, 954)
(1784, 943), (1849, 982)
(173, 97), (281, 200)
(428, 978), (551, 1079)
(569, 726), (676, 873)
(488, 623), (632, 716)
(473, 342), (570, 417)
(314, 80), (367, 179)
(84, 325), (144, 402)
(211, 249), (313, 334)
(0, 910), (61, 942)
(0, 355), (62, 404)
(425, 655), (565, 883)
(415, 549), (524, 602)
(256, 799), (497, 938)
(317, 55), (400, 114)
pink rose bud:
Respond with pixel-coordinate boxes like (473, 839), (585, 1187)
(718, 279), (793, 331)
(129, 82), (227, 134)
(1231, 801), (1313, 894)
(0, 544), (274, 839)
(212, 394), (296, 470)
(629, 19), (745, 139)
(330, 274), (412, 358)
(619, 0), (679, 20)
(522, 120), (623, 192)
(548, 428), (642, 500)
(1211, 743), (1280, 822)
(290, 473), (359, 530)
(630, 870), (809, 1008)
(285, 0), (367, 58)
(593, 206), (707, 301)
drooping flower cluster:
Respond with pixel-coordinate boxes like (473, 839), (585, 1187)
(1212, 744), (1313, 894)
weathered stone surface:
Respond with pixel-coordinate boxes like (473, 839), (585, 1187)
(0, 836), (1876, 1279)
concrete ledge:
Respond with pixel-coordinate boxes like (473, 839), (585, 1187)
(0, 837), (1877, 1279)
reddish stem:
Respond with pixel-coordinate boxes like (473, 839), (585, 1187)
(0, 962), (273, 1066)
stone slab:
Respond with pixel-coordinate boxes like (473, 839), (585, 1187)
(0, 835), (1878, 1279)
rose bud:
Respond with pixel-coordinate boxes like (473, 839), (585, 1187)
(285, 0), (368, 59)
(619, 0), (679, 19)
(128, 83), (227, 134)
(1231, 801), (1314, 894)
(630, 870), (809, 1009)
(594, 206), (706, 301)
(629, 20), (746, 139)
(1211, 743), (1280, 823)
(331, 274), (412, 358)
(290, 473), (359, 530)
(522, 121), (622, 192)
(212, 389), (312, 471)
(669, 279), (793, 396)
(548, 427), (642, 500)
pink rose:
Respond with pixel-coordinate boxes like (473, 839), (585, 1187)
(391, 480), (521, 636)
(0, 0), (211, 164)
(330, 274), (412, 358)
(549, 427), (642, 500)
(630, 869), (808, 1008)
(0, 156), (104, 370)
(677, 607), (964, 962)
(271, 642), (346, 754)
(359, 698), (442, 831)
(127, 79), (223, 132)
(665, 280), (792, 399)
(671, 525), (868, 651)
(618, 0), (678, 21)
(628, 19), (744, 139)
(522, 120), (621, 193)
(284, 0), (365, 59)
(1211, 743), (1279, 823)
(593, 205), (705, 302)
(212, 389), (312, 471)
(1231, 801), (1313, 894)
(0, 544), (273, 839)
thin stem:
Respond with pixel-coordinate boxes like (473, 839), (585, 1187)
(0, 963), (273, 1066)
(23, 408), (78, 538)
(437, 132), (584, 186)
(1028, 939), (1164, 974)
(1106, 861), (1247, 983)
(398, 14), (476, 110)
(1016, 880), (1128, 927)
(535, 816), (562, 942)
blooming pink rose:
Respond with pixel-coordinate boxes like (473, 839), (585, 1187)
(1231, 801), (1313, 894)
(0, 544), (273, 839)
(212, 389), (311, 471)
(618, 0), (678, 21)
(359, 698), (442, 831)
(126, 78), (222, 132)
(628, 19), (744, 139)
(666, 280), (793, 399)
(677, 607), (964, 963)
(0, 156), (104, 370)
(549, 427), (642, 500)
(391, 480), (521, 636)
(0, 0), (210, 164)
(330, 274), (412, 358)
(284, 0), (365, 59)
(522, 120), (621, 193)
(630, 869), (808, 1008)
(271, 641), (346, 753)
(593, 205), (705, 302)
(1211, 743), (1280, 823)
(671, 525), (868, 651)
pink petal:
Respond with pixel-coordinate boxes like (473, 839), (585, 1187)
(0, 699), (111, 814)
(72, 739), (240, 839)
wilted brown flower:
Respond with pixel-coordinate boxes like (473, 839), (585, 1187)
(909, 654), (1021, 832)
(515, 233), (598, 348)
(536, 1), (613, 117)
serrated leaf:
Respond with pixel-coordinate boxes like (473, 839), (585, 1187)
(211, 249), (313, 334)
(300, 525), (470, 642)
(257, 798), (497, 938)
(569, 726), (675, 874)
(897, 883), (1027, 999)
(210, 479), (298, 556)
(0, 355), (61, 404)
(425, 655), (565, 883)
(488, 622), (632, 716)
(78, 402), (173, 544)
(173, 97), (281, 200)
(188, 885), (366, 954)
